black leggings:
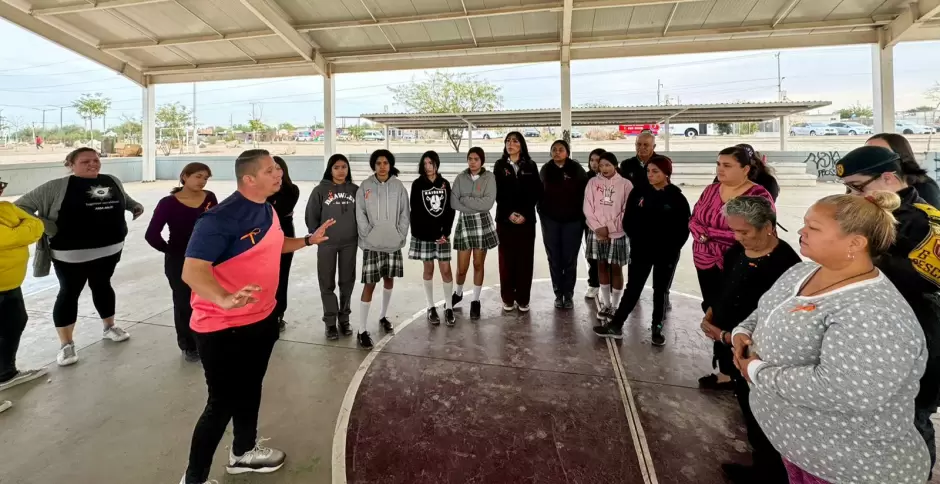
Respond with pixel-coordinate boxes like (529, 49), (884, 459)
(52, 252), (121, 328)
(165, 253), (197, 353)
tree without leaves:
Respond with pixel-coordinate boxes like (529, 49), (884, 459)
(72, 93), (111, 140)
(114, 115), (142, 143)
(926, 82), (940, 111)
(389, 71), (502, 152)
(156, 102), (191, 154)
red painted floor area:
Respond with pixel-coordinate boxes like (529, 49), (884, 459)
(345, 283), (751, 483)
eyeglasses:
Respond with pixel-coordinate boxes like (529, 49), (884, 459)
(843, 174), (880, 194)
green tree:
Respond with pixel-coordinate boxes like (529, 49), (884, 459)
(739, 122), (760, 135)
(156, 102), (191, 154)
(837, 103), (873, 119)
(389, 71), (502, 152)
(278, 122), (296, 131)
(716, 123), (733, 135)
(346, 125), (365, 141)
(113, 115), (142, 143)
(310, 121), (325, 130)
(72, 93), (111, 140)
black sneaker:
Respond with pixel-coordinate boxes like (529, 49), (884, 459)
(326, 325), (339, 340)
(721, 463), (757, 484)
(593, 325), (623, 339)
(380, 317), (394, 333)
(277, 318), (286, 332)
(427, 307), (440, 326)
(357, 331), (374, 350)
(183, 350), (200, 363)
(339, 321), (353, 336)
(562, 294), (574, 309)
(470, 301), (481, 320)
(452, 292), (463, 307)
(651, 325), (666, 346)
(444, 309), (456, 326)
(554, 295), (564, 308)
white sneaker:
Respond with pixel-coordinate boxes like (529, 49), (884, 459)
(103, 325), (130, 342)
(57, 343), (78, 366)
(585, 287), (599, 299)
(0, 368), (48, 391)
(179, 476), (218, 484)
(518, 304), (530, 313)
(0, 400), (11, 414)
(225, 438), (286, 475)
(502, 302), (516, 312)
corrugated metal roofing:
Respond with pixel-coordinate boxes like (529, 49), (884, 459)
(0, 0), (938, 85)
(360, 100), (832, 128)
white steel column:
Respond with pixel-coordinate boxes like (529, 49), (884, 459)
(142, 83), (156, 182)
(560, 57), (572, 143)
(872, 31), (896, 133)
(663, 120), (671, 151)
(323, 72), (336, 158)
(384, 125), (389, 150)
(468, 122), (473, 148)
(779, 116), (789, 151)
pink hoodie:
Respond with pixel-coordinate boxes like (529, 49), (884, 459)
(583, 172), (633, 240)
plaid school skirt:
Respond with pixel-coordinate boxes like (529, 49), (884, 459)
(585, 232), (630, 266)
(453, 212), (499, 251)
(408, 237), (452, 262)
(361, 249), (404, 284)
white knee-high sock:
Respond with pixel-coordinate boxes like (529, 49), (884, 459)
(443, 281), (454, 309)
(472, 285), (482, 302)
(423, 279), (434, 307)
(612, 288), (623, 307)
(455, 284), (464, 296)
(600, 284), (611, 306)
(380, 288), (393, 319)
(359, 301), (370, 332)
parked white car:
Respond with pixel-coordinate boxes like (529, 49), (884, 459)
(828, 122), (873, 136)
(362, 130), (385, 141)
(789, 123), (839, 136)
(461, 130), (498, 140)
(895, 121), (935, 135)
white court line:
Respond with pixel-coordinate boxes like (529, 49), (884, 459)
(331, 286), (496, 484)
(608, 338), (660, 484)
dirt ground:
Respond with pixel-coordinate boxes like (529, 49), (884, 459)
(1, 134), (937, 164)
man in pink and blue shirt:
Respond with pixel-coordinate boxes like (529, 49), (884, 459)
(179, 150), (333, 484)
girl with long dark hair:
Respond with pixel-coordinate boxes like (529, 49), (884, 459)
(307, 154), (359, 340)
(146, 162), (217, 361)
(409, 151), (457, 325)
(356, 150), (409, 349)
(451, 147), (498, 320)
(267, 156), (300, 332)
(494, 132), (542, 312)
(539, 139), (588, 309)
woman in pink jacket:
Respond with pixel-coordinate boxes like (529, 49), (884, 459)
(583, 152), (633, 318)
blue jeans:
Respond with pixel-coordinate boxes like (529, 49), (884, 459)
(541, 217), (583, 298)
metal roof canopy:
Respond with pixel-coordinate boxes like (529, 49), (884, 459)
(360, 101), (832, 129)
(1, 0), (940, 85)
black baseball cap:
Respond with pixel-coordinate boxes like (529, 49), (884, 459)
(835, 145), (901, 178)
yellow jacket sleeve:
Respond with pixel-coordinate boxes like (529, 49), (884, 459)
(0, 202), (44, 250)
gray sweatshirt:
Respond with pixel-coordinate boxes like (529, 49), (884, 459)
(733, 262), (929, 483)
(305, 179), (358, 248)
(356, 174), (409, 253)
(451, 168), (496, 214)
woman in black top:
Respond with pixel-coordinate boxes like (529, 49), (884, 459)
(697, 195), (800, 484)
(408, 151), (457, 326)
(15, 147), (144, 367)
(595, 155), (690, 345)
(494, 132), (543, 312)
(267, 156), (300, 332)
(867, 132), (940, 207)
(539, 139), (588, 309)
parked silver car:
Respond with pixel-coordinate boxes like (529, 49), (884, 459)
(828, 122), (873, 136)
(789, 123), (839, 136)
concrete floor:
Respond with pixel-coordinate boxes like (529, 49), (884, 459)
(3, 179), (917, 484)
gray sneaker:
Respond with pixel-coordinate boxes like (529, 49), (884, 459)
(178, 476), (218, 484)
(57, 343), (78, 366)
(103, 325), (130, 342)
(0, 368), (48, 392)
(0, 400), (11, 414)
(226, 439), (286, 475)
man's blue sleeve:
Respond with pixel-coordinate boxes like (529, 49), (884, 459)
(185, 212), (231, 263)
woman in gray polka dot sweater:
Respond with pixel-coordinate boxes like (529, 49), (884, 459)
(732, 192), (930, 484)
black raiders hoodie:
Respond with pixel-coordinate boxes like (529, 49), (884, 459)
(410, 175), (456, 241)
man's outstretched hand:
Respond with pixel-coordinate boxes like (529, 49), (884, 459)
(306, 218), (336, 245)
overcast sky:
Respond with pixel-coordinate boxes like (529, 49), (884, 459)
(1, 17), (939, 130)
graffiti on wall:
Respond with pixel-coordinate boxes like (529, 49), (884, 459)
(805, 151), (842, 179)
